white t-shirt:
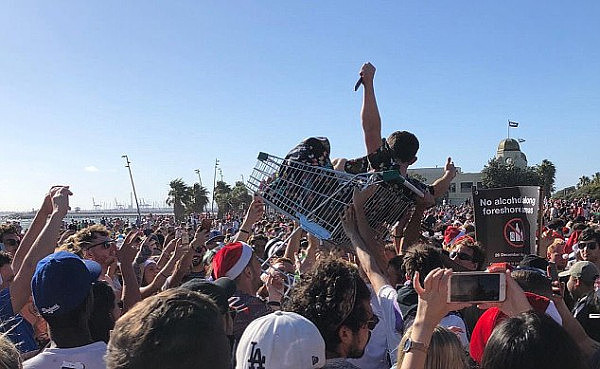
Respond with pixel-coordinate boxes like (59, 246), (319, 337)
(24, 341), (107, 369)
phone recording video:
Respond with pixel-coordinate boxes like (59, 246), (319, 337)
(448, 272), (506, 303)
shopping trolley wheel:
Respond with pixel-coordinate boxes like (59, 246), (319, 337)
(296, 214), (331, 240)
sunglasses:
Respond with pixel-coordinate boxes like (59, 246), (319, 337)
(579, 241), (598, 250)
(4, 239), (20, 247)
(450, 251), (473, 262)
(86, 240), (115, 250)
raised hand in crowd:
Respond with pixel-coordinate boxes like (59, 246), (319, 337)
(477, 269), (531, 317)
(117, 230), (143, 311)
(12, 186), (66, 273)
(156, 238), (177, 270)
(10, 186), (72, 315)
(139, 238), (188, 298)
(190, 226), (209, 252)
(234, 195), (264, 243)
(399, 268), (471, 369)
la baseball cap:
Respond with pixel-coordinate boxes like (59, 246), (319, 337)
(236, 311), (325, 369)
(32, 251), (101, 316)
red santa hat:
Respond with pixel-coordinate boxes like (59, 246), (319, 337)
(211, 242), (254, 280)
(469, 292), (562, 363)
(443, 226), (462, 246)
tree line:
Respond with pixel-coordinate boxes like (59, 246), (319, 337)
(166, 178), (252, 221)
(481, 158), (556, 197)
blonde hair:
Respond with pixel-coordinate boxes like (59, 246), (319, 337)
(547, 238), (565, 256)
(57, 224), (109, 257)
(397, 326), (468, 369)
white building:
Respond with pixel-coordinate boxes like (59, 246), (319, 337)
(407, 167), (482, 205)
(406, 137), (528, 205)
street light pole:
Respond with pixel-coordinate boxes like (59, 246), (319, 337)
(211, 159), (219, 216)
(194, 169), (202, 187)
(195, 169), (204, 213)
(122, 155), (142, 227)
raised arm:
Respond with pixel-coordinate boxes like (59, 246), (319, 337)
(430, 158), (457, 199)
(283, 224), (302, 263)
(11, 186), (71, 313)
(341, 204), (389, 294)
(12, 186), (62, 272)
(360, 62), (383, 155)
(351, 187), (389, 274)
(299, 233), (318, 275)
(233, 196), (264, 243)
(117, 230), (143, 312)
(398, 269), (470, 369)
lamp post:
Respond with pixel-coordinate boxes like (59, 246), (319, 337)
(195, 169), (204, 213)
(211, 159), (219, 216)
(122, 155), (142, 227)
(194, 169), (202, 187)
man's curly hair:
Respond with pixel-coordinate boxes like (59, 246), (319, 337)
(58, 224), (109, 257)
(284, 256), (370, 352)
(0, 224), (18, 242)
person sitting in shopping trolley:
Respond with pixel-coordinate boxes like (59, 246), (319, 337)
(333, 62), (457, 251)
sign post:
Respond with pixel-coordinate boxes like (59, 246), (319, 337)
(472, 186), (542, 266)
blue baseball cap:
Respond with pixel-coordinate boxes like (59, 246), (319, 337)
(32, 251), (102, 316)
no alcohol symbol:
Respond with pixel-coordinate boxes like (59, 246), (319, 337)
(504, 218), (525, 248)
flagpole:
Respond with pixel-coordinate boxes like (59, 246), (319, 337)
(507, 120), (510, 138)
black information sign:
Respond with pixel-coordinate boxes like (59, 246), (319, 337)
(472, 186), (542, 266)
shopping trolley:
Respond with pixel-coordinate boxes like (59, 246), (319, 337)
(246, 152), (425, 246)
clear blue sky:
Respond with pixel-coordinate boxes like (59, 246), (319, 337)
(1, 1), (599, 211)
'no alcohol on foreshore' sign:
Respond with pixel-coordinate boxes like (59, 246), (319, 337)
(472, 186), (543, 266)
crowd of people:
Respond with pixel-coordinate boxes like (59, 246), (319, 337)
(1, 63), (599, 369)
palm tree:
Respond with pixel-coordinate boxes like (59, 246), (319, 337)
(593, 172), (600, 184)
(578, 176), (591, 189)
(166, 178), (190, 221)
(536, 159), (556, 197)
(214, 181), (232, 218)
(189, 183), (210, 214)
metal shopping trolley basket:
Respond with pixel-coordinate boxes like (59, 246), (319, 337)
(247, 152), (425, 246)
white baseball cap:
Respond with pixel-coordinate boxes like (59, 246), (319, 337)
(236, 311), (325, 369)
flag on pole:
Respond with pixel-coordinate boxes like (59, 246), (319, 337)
(508, 120), (519, 127)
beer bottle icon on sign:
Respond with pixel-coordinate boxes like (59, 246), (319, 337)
(510, 223), (523, 242)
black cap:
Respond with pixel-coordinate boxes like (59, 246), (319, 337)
(180, 277), (236, 314)
(519, 254), (549, 271)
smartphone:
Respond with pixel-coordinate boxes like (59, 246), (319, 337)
(200, 218), (212, 232)
(447, 272), (506, 303)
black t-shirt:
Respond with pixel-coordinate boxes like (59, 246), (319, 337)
(344, 138), (434, 197)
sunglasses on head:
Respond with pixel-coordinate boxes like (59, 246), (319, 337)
(4, 239), (19, 247)
(579, 241), (598, 250)
(86, 240), (115, 250)
(450, 251), (473, 262)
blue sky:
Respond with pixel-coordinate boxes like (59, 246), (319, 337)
(1, 1), (599, 211)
